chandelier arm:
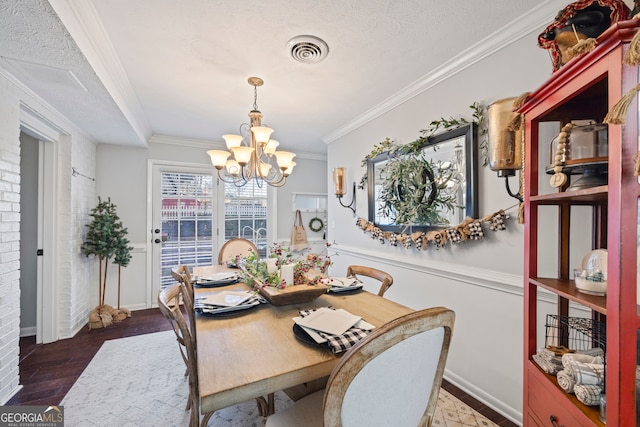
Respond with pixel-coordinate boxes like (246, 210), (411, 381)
(216, 169), (247, 186)
(265, 175), (287, 187)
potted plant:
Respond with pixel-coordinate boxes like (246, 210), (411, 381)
(81, 197), (133, 329)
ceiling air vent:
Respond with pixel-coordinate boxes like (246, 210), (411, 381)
(287, 35), (329, 64)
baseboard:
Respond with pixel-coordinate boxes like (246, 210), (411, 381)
(445, 370), (522, 426)
(0, 384), (23, 406)
(20, 326), (36, 338)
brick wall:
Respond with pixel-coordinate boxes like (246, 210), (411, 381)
(67, 135), (96, 335)
(0, 74), (22, 404)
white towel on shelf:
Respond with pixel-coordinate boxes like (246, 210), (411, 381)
(561, 352), (603, 368)
(571, 360), (605, 386)
(533, 353), (562, 375)
(574, 384), (602, 406)
(556, 369), (576, 393)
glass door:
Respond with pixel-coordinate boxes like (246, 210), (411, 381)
(151, 165), (217, 300)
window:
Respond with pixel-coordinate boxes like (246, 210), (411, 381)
(223, 181), (268, 257)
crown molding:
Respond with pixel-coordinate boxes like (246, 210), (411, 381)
(323, 0), (560, 144)
(48, 0), (151, 146)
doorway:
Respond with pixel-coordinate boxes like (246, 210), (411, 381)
(19, 130), (56, 343)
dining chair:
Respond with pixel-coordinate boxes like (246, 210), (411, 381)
(171, 264), (194, 305)
(217, 238), (259, 265)
(171, 264), (197, 382)
(158, 282), (212, 427)
(346, 265), (394, 297)
(265, 306), (455, 427)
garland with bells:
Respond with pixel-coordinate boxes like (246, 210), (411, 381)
(355, 209), (509, 250)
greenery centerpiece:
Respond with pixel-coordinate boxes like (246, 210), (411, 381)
(238, 243), (332, 305)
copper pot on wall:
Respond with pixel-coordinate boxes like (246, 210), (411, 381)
(488, 97), (523, 177)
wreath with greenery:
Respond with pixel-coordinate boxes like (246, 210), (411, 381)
(308, 217), (324, 232)
(378, 151), (460, 226)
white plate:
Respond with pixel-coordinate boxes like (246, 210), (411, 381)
(328, 284), (363, 293)
(295, 307), (361, 336)
(199, 300), (260, 315)
(321, 277), (359, 287)
(199, 290), (252, 307)
(196, 272), (240, 283)
(293, 316), (327, 343)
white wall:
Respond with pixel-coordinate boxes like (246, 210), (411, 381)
(0, 72), (23, 405)
(325, 25), (560, 424)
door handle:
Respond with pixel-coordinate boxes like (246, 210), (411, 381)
(154, 238), (161, 244)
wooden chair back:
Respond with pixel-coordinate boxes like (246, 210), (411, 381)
(158, 283), (200, 427)
(323, 307), (455, 427)
(171, 264), (194, 301)
(346, 265), (394, 297)
(218, 238), (259, 265)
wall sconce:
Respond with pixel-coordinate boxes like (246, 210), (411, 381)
(488, 97), (523, 202)
(333, 167), (356, 216)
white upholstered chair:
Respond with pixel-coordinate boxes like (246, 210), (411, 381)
(346, 265), (394, 297)
(217, 238), (259, 265)
(266, 307), (455, 427)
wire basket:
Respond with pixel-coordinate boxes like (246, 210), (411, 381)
(545, 314), (606, 353)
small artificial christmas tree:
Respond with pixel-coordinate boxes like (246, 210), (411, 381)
(81, 197), (133, 328)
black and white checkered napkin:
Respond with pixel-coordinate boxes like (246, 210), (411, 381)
(299, 307), (370, 353)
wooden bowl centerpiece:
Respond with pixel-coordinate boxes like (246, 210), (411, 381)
(239, 254), (328, 306)
(257, 281), (328, 306)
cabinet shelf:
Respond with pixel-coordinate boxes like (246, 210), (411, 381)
(530, 185), (608, 205)
(530, 278), (607, 314)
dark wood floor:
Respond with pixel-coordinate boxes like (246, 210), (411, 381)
(7, 308), (518, 426)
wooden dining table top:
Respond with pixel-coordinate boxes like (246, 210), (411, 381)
(192, 265), (413, 415)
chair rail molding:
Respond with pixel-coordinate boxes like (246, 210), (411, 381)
(333, 244), (522, 295)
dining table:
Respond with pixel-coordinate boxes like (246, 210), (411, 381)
(192, 265), (414, 419)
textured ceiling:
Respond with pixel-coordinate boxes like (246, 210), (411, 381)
(0, 0), (582, 153)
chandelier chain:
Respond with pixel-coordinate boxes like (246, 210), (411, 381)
(253, 85), (259, 111)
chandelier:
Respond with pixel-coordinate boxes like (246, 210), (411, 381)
(207, 77), (296, 187)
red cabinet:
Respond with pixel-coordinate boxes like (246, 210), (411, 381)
(520, 20), (640, 426)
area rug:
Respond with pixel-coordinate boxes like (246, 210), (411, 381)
(61, 331), (497, 427)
